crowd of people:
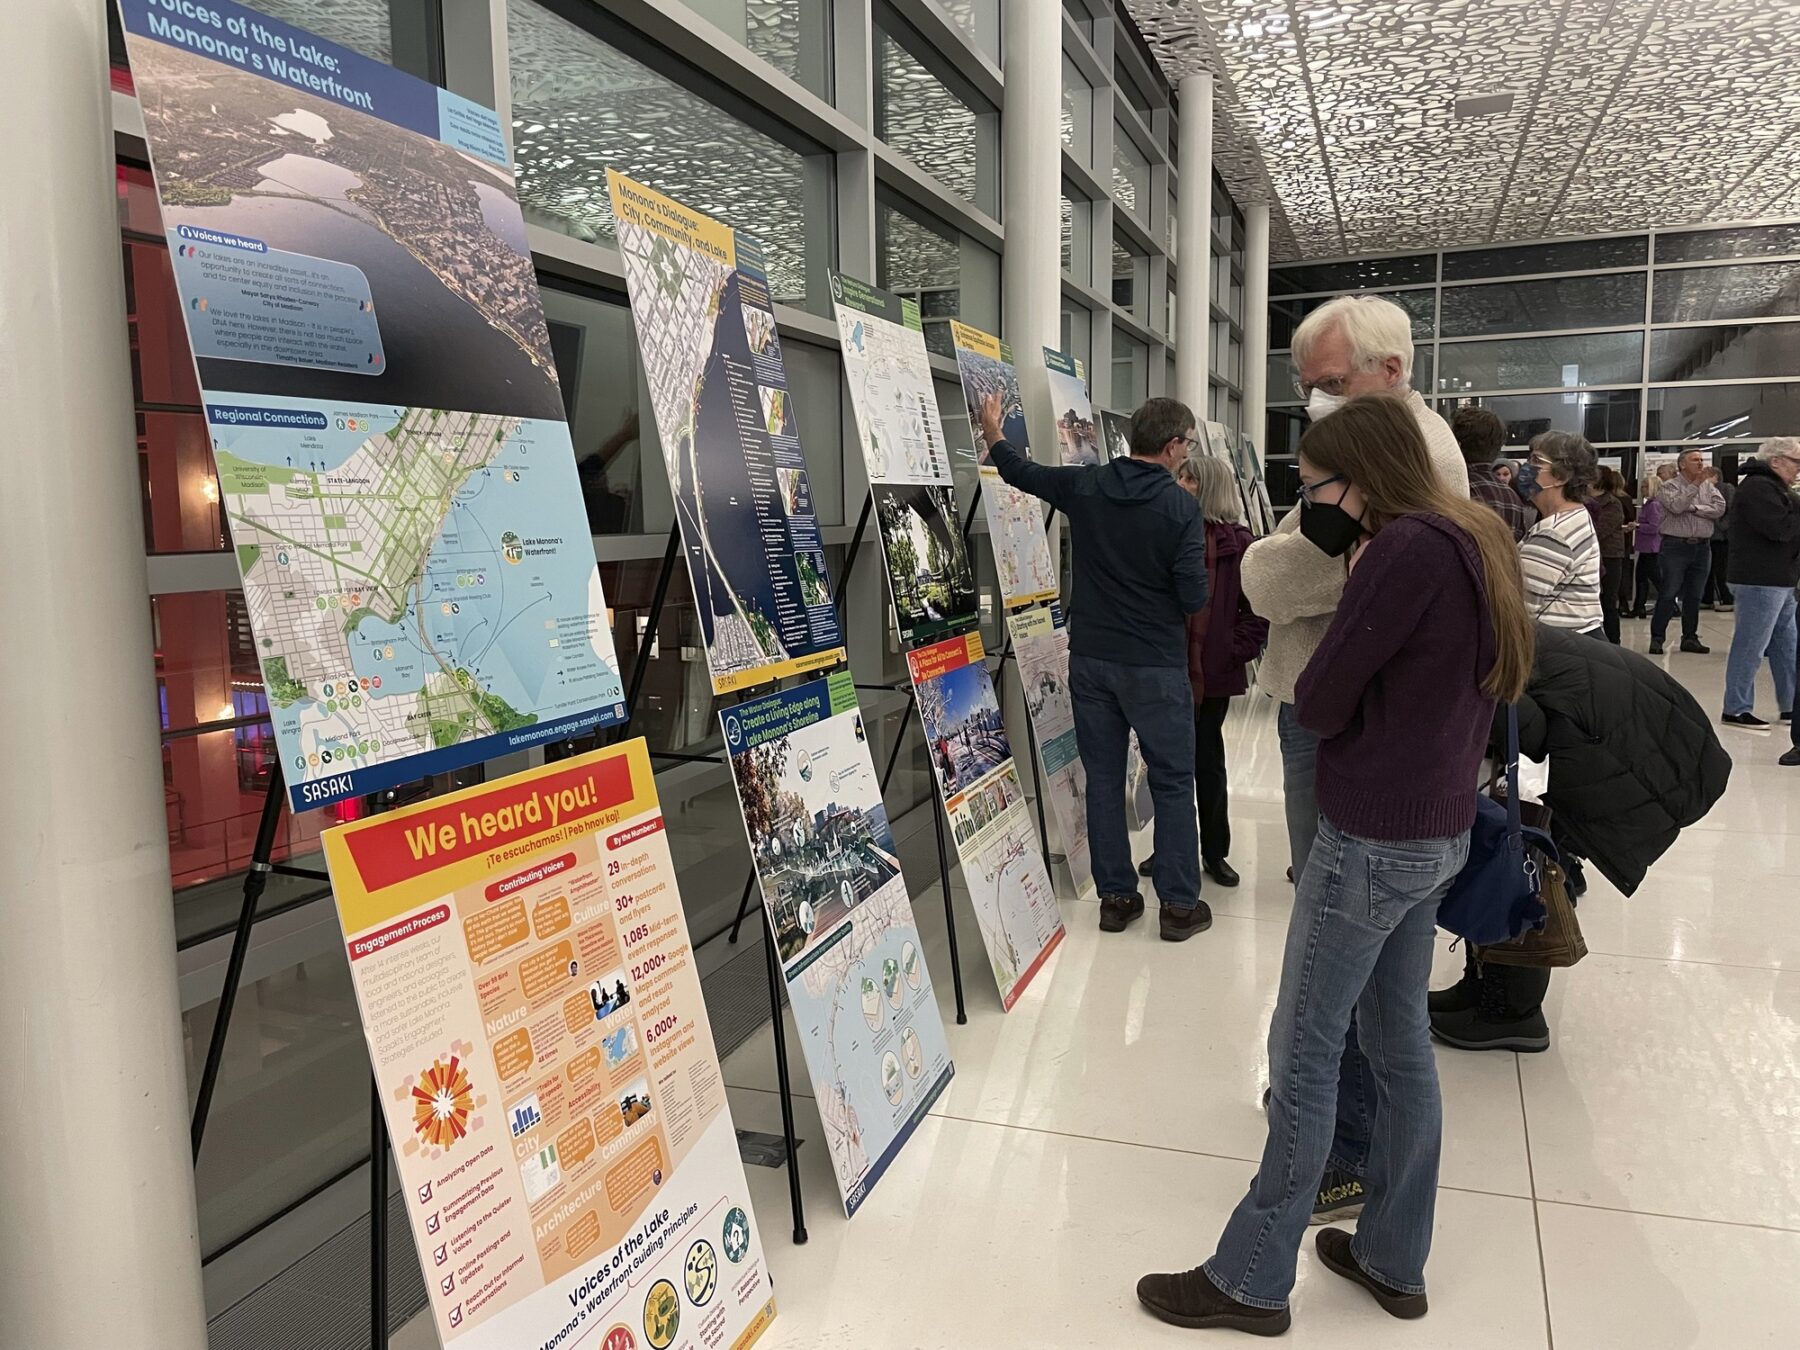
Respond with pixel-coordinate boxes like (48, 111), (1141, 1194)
(985, 291), (1775, 1335)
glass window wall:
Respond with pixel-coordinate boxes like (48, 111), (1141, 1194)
(1650, 321), (1800, 383)
(1650, 259), (1800, 323)
(1440, 273), (1646, 337)
(875, 21), (999, 215)
(1436, 332), (1644, 393)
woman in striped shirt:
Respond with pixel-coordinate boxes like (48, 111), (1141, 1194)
(1514, 432), (1604, 636)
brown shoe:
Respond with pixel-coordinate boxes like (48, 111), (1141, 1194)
(1159, 901), (1213, 942)
(1136, 1266), (1290, 1334)
(1314, 1229), (1427, 1319)
(1099, 893), (1145, 932)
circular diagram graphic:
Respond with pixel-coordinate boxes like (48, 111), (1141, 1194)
(798, 900), (816, 937)
(882, 957), (902, 1009)
(881, 1050), (903, 1104)
(684, 1239), (718, 1307)
(643, 1279), (680, 1349)
(600, 1327), (637, 1350)
(902, 1027), (923, 1079)
(860, 975), (883, 1031)
(723, 1207), (752, 1264)
(903, 941), (922, 990)
(410, 1055), (474, 1151)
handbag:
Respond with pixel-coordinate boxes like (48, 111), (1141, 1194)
(1477, 796), (1589, 968)
(1436, 706), (1554, 947)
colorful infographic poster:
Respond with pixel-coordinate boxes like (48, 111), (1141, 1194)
(609, 171), (847, 695)
(320, 743), (776, 1350)
(720, 673), (955, 1216)
(118, 0), (626, 810)
(831, 274), (979, 648)
(1004, 604), (1097, 904)
(950, 321), (1061, 610)
(1097, 408), (1133, 462)
(1043, 348), (1101, 466)
(906, 633), (1065, 1010)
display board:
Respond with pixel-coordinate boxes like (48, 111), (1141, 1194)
(907, 633), (1065, 1010)
(1096, 408), (1133, 462)
(950, 321), (1060, 608)
(721, 673), (955, 1216)
(1043, 348), (1101, 466)
(609, 170), (847, 694)
(1004, 604), (1097, 903)
(832, 274), (979, 647)
(321, 743), (775, 1350)
(118, 0), (626, 810)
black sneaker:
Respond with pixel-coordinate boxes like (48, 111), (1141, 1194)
(1781, 711), (1793, 723)
(1313, 1167), (1367, 1224)
(1781, 747), (1800, 767)
(1203, 858), (1240, 887)
(1315, 1229), (1428, 1319)
(1285, 866), (1295, 884)
(1648, 641), (1665, 655)
(1136, 1267), (1291, 1335)
(1098, 893), (1145, 933)
(1680, 637), (1711, 654)
(1159, 901), (1213, 942)
(1723, 712), (1770, 729)
(1136, 857), (1154, 878)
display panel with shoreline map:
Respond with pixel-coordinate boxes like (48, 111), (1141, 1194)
(321, 742), (775, 1349)
(609, 170), (848, 694)
(906, 633), (1065, 1010)
(117, 0), (624, 810)
(950, 321), (1060, 609)
(721, 673), (955, 1216)
(832, 273), (978, 648)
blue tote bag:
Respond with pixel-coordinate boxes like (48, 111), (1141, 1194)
(1438, 705), (1555, 946)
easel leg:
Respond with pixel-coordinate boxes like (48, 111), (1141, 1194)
(191, 766), (286, 1159)
(370, 1076), (388, 1350)
(1022, 707), (1052, 861)
(832, 493), (874, 625)
(931, 792), (967, 1025)
(611, 524), (681, 745)
(761, 909), (808, 1244)
(725, 870), (757, 945)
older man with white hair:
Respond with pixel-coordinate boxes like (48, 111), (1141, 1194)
(1238, 294), (1469, 1222)
(1721, 437), (1800, 732)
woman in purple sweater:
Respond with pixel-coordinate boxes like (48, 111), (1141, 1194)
(1138, 396), (1534, 1335)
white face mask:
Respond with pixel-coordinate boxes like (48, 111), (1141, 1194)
(1306, 388), (1349, 421)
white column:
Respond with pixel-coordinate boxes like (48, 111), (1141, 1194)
(0, 4), (210, 1349)
(1242, 200), (1272, 462)
(1001, 0), (1063, 368)
(1175, 72), (1213, 411)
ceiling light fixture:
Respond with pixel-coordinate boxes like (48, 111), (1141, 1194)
(1454, 92), (1516, 120)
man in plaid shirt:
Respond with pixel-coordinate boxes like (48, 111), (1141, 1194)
(1452, 405), (1534, 541)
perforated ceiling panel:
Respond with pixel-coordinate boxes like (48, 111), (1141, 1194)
(1125, 0), (1800, 261)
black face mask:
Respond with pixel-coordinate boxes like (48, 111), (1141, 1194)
(1299, 486), (1365, 558)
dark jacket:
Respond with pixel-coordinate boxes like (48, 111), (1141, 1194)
(987, 440), (1207, 667)
(1725, 460), (1800, 588)
(1187, 521), (1268, 701)
(1298, 514), (1498, 842)
(1589, 492), (1628, 559)
(1507, 625), (1731, 896)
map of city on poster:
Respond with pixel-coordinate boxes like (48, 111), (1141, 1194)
(720, 673), (955, 1216)
(950, 321), (1061, 610)
(1004, 604), (1097, 904)
(831, 274), (978, 648)
(1043, 348), (1100, 466)
(1096, 408), (1133, 462)
(906, 633), (1065, 1010)
(320, 743), (776, 1349)
(119, 0), (628, 812)
(609, 170), (848, 694)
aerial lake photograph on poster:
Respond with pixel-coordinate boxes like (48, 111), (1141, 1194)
(127, 35), (564, 421)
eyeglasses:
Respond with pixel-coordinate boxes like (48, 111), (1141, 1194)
(1293, 372), (1353, 400)
(1298, 473), (1347, 504)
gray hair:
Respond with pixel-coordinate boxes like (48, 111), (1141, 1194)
(1290, 295), (1415, 384)
(1181, 449), (1243, 524)
(1757, 437), (1800, 463)
(1529, 431), (1597, 499)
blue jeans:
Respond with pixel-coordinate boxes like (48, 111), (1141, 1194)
(1723, 584), (1798, 717)
(1651, 538), (1712, 643)
(1205, 816), (1470, 1309)
(1277, 703), (1374, 1177)
(1070, 654), (1198, 907)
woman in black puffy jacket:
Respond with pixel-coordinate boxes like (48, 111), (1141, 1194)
(1429, 624), (1732, 1053)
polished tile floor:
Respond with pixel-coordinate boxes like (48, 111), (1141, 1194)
(399, 612), (1800, 1348)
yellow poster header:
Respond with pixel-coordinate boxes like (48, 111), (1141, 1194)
(606, 169), (737, 270)
(949, 319), (1002, 361)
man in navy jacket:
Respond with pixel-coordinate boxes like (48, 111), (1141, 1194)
(979, 393), (1211, 939)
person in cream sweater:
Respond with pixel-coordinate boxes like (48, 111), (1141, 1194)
(1240, 294), (1469, 1222)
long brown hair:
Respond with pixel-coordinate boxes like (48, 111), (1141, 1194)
(1299, 395), (1533, 702)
